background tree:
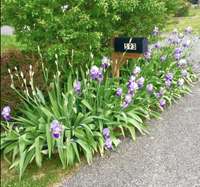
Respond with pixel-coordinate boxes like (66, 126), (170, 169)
(2, 0), (168, 65)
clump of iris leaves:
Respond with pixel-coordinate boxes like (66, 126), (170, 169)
(0, 28), (197, 179)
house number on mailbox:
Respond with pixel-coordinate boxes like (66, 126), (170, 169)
(124, 43), (137, 50)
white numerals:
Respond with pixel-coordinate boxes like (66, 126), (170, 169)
(124, 43), (136, 50)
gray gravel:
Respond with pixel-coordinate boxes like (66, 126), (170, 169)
(59, 37), (200, 187)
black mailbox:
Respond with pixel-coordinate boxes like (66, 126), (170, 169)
(114, 37), (148, 54)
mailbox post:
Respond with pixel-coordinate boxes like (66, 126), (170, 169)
(112, 37), (148, 77)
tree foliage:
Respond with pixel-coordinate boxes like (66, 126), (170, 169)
(3, 0), (167, 63)
(161, 0), (190, 16)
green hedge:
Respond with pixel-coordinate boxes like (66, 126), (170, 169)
(161, 0), (190, 16)
(2, 0), (166, 64)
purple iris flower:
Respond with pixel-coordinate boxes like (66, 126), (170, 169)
(90, 66), (103, 82)
(132, 66), (141, 76)
(185, 26), (192, 34)
(101, 56), (110, 69)
(172, 28), (178, 35)
(122, 102), (129, 109)
(50, 120), (62, 139)
(105, 138), (112, 149)
(152, 26), (159, 36)
(127, 76), (137, 92)
(165, 80), (172, 87)
(154, 42), (161, 49)
(177, 78), (184, 87)
(171, 39), (177, 45)
(116, 88), (123, 97)
(174, 53), (182, 61)
(174, 48), (183, 60)
(90, 65), (99, 79)
(165, 73), (173, 87)
(124, 94), (132, 103)
(174, 48), (182, 54)
(103, 128), (110, 138)
(137, 77), (145, 89)
(177, 38), (181, 44)
(167, 37), (173, 44)
(1, 106), (12, 121)
(165, 73), (173, 81)
(181, 70), (188, 77)
(122, 94), (133, 109)
(73, 80), (81, 94)
(155, 88), (165, 98)
(160, 55), (167, 62)
(178, 59), (187, 68)
(156, 93), (161, 98)
(175, 38), (181, 45)
(127, 81), (138, 94)
(172, 37), (181, 45)
(97, 70), (104, 82)
(182, 40), (190, 48)
(146, 84), (154, 94)
(102, 128), (112, 150)
(159, 98), (166, 108)
(144, 50), (151, 60)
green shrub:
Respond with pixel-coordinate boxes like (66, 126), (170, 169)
(175, 2), (190, 17)
(2, 0), (166, 64)
(162, 0), (190, 16)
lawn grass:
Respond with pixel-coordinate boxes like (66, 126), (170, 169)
(164, 6), (200, 34)
(0, 157), (81, 187)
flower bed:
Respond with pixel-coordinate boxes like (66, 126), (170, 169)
(0, 28), (197, 179)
